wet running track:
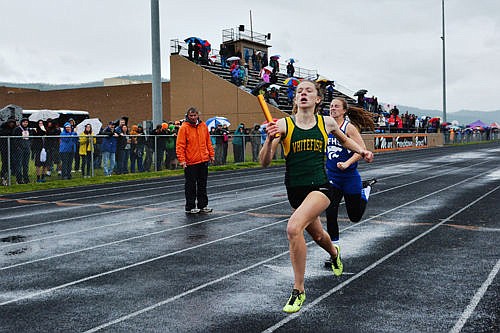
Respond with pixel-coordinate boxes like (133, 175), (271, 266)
(0, 142), (499, 333)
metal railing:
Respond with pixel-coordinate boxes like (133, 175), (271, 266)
(222, 28), (269, 45)
(170, 39), (317, 79)
(0, 134), (283, 186)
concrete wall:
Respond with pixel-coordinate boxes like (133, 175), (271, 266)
(168, 55), (287, 127)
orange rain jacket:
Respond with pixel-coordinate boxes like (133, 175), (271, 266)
(176, 120), (215, 166)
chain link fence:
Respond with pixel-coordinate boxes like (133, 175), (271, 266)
(1, 130), (498, 187)
(0, 134), (283, 186)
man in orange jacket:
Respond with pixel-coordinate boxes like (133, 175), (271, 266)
(176, 107), (215, 214)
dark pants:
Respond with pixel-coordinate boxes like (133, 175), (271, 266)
(0, 148), (10, 179)
(326, 187), (367, 241)
(233, 143), (244, 162)
(184, 162), (209, 211)
(81, 152), (92, 176)
(74, 144), (80, 170)
(61, 152), (73, 179)
(16, 148), (30, 183)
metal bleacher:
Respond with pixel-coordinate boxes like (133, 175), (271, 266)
(170, 39), (357, 115)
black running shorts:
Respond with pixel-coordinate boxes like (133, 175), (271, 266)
(286, 183), (333, 209)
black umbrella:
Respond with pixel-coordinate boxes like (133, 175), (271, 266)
(251, 81), (271, 96)
(354, 89), (368, 96)
(0, 104), (22, 126)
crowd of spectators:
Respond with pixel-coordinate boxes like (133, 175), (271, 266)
(0, 115), (274, 185)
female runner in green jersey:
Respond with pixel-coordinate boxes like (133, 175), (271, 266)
(259, 80), (374, 313)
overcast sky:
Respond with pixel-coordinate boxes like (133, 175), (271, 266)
(1, 0), (499, 113)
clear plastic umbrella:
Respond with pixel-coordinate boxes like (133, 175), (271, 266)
(28, 109), (60, 121)
(76, 118), (103, 134)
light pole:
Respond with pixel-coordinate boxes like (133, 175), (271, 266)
(441, 0), (447, 123)
(151, 0), (162, 127)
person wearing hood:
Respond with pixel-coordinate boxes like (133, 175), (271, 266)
(68, 118), (80, 173)
(176, 107), (215, 214)
(165, 123), (178, 170)
(232, 124), (245, 163)
(129, 124), (145, 173)
(0, 118), (17, 185)
(59, 121), (78, 180)
(12, 117), (31, 184)
(250, 123), (262, 162)
(44, 118), (61, 177)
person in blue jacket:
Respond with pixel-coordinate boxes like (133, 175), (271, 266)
(59, 122), (78, 180)
(101, 122), (119, 176)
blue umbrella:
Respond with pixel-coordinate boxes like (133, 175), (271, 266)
(205, 116), (231, 131)
(184, 37), (205, 45)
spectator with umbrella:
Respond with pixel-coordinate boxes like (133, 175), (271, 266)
(206, 116), (230, 131)
(188, 41), (194, 61)
(269, 55), (280, 74)
(286, 61), (295, 78)
(32, 119), (48, 183)
(79, 124), (96, 178)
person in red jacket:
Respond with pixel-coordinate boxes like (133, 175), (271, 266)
(176, 107), (215, 214)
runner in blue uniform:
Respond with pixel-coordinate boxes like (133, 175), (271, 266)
(324, 98), (377, 266)
(260, 81), (374, 313)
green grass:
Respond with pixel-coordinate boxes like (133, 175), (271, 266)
(0, 160), (285, 194)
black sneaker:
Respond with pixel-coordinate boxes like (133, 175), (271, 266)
(362, 178), (377, 188)
(185, 208), (200, 214)
(200, 207), (213, 213)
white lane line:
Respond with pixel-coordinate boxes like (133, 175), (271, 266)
(0, 173), (282, 219)
(262, 184), (500, 332)
(0, 158), (484, 271)
(0, 186), (285, 251)
(0, 218), (287, 306)
(449, 258), (500, 333)
(0, 179), (284, 233)
(83, 175), (499, 332)
(0, 168), (278, 208)
(82, 250), (292, 333)
(1, 158), (486, 241)
(0, 193), (288, 270)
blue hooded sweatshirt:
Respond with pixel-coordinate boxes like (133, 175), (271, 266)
(59, 122), (78, 153)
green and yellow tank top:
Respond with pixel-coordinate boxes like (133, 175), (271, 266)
(282, 115), (329, 187)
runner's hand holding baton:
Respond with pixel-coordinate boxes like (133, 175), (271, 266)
(257, 94), (280, 138)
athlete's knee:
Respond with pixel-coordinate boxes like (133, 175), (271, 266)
(286, 219), (302, 240)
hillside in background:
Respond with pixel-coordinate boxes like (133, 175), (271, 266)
(0, 75), (168, 91)
(397, 105), (500, 126)
(1, 77), (498, 126)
